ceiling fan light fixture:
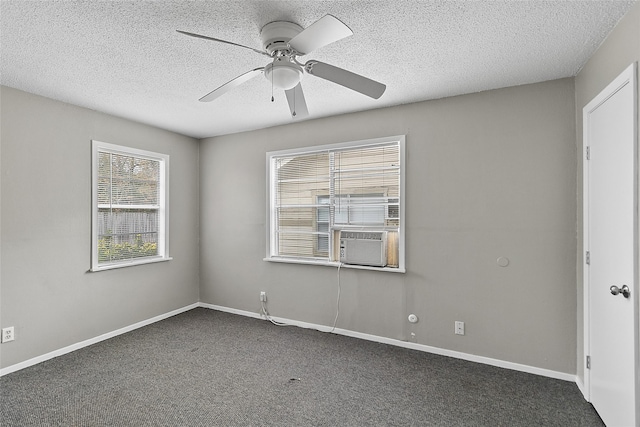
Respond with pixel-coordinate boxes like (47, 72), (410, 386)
(265, 60), (303, 90)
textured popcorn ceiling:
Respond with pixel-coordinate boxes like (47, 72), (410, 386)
(0, 1), (636, 138)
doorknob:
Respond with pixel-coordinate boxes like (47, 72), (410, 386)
(610, 285), (631, 298)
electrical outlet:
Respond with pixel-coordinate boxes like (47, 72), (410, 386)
(260, 291), (267, 302)
(2, 326), (15, 343)
(455, 321), (465, 335)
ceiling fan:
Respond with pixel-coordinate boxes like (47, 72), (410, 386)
(177, 14), (386, 119)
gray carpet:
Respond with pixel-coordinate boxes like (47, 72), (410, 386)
(0, 308), (603, 426)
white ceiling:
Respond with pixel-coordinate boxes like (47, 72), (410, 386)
(0, 1), (636, 139)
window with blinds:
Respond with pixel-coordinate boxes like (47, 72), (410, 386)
(91, 141), (170, 271)
(267, 136), (405, 271)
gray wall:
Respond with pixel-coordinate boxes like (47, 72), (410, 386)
(574, 1), (640, 384)
(0, 87), (200, 369)
(200, 78), (577, 374)
(6, 1), (636, 374)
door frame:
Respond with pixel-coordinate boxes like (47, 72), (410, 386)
(582, 62), (638, 419)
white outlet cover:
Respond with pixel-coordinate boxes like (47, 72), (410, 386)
(2, 326), (15, 343)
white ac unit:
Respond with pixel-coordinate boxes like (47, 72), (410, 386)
(339, 231), (388, 267)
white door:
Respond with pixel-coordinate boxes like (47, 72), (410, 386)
(584, 63), (637, 427)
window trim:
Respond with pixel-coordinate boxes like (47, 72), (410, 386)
(265, 135), (406, 273)
(91, 140), (171, 272)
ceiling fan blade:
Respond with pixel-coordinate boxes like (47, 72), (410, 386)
(199, 68), (264, 102)
(285, 83), (309, 119)
(305, 61), (386, 99)
(177, 30), (270, 57)
(288, 15), (353, 55)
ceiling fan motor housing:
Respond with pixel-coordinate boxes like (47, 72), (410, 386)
(260, 21), (303, 55)
(261, 21), (305, 90)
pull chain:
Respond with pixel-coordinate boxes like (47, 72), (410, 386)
(292, 86), (297, 116)
(271, 70), (274, 102)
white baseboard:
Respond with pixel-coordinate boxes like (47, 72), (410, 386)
(201, 303), (577, 383)
(576, 376), (588, 400)
(0, 303), (199, 377)
(1, 301), (578, 386)
(199, 302), (264, 320)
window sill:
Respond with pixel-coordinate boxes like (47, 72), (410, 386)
(264, 257), (405, 273)
(90, 256), (173, 272)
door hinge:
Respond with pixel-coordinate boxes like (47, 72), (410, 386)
(586, 146), (590, 160)
(586, 355), (591, 369)
(585, 251), (590, 265)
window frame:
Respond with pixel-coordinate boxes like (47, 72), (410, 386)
(91, 140), (171, 271)
(265, 135), (406, 273)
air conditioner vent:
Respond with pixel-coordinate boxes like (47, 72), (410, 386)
(340, 231), (387, 267)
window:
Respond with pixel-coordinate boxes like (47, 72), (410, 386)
(266, 135), (405, 272)
(91, 141), (170, 271)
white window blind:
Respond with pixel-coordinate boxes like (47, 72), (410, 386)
(274, 151), (331, 259)
(92, 141), (170, 271)
(267, 136), (404, 271)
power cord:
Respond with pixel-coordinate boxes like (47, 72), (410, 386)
(260, 299), (289, 327)
(260, 262), (344, 332)
(330, 263), (343, 332)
